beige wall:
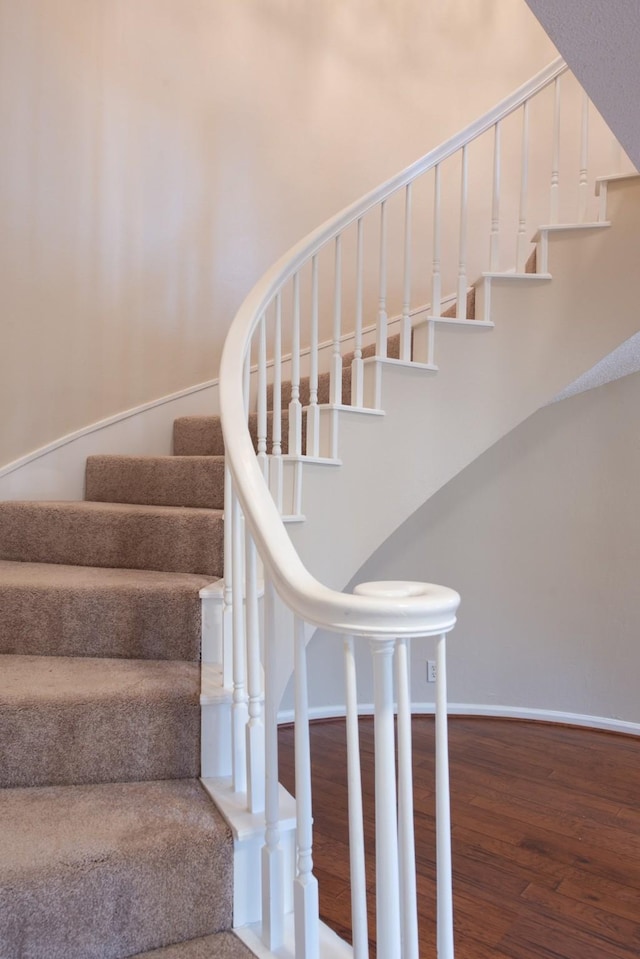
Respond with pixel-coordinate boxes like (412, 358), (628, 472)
(300, 373), (640, 726)
(0, 0), (555, 467)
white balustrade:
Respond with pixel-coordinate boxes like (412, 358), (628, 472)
(245, 527), (265, 814)
(489, 121), (501, 270)
(343, 636), (369, 959)
(270, 294), (283, 511)
(293, 616), (320, 959)
(516, 100), (530, 272)
(401, 182), (413, 361)
(351, 218), (364, 406)
(231, 485), (248, 795)
(289, 273), (303, 457)
(262, 577), (285, 950)
(306, 257), (320, 456)
(457, 144), (468, 318)
(550, 76), (561, 223)
(579, 92), (590, 222)
(216, 54), (627, 959)
(257, 316), (268, 478)
(377, 201), (388, 359)
(330, 235), (343, 406)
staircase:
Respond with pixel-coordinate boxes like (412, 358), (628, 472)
(1, 56), (638, 959)
(0, 439), (246, 957)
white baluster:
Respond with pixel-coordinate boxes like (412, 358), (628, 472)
(330, 235), (343, 406)
(432, 164), (442, 318)
(306, 256), (320, 456)
(401, 183), (412, 361)
(222, 463), (233, 689)
(550, 76), (561, 224)
(351, 218), (364, 407)
(578, 92), (589, 223)
(396, 638), (419, 959)
(231, 487), (248, 796)
(377, 201), (388, 359)
(489, 121), (501, 270)
(371, 638), (401, 959)
(289, 273), (303, 456)
(243, 349), (251, 417)
(262, 577), (285, 950)
(257, 314), (268, 478)
(457, 145), (468, 318)
(294, 616), (320, 959)
(516, 100), (530, 272)
(271, 293), (284, 512)
(344, 636), (369, 959)
(245, 526), (265, 814)
(435, 633), (454, 959)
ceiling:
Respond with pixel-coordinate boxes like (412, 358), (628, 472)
(525, 0), (640, 169)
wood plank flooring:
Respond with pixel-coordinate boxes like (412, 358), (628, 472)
(278, 717), (640, 958)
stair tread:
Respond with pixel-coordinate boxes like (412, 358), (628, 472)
(1, 653), (200, 705)
(0, 501), (224, 576)
(0, 779), (233, 959)
(85, 455), (225, 510)
(132, 932), (255, 959)
(0, 654), (201, 787)
(0, 560), (210, 661)
(0, 557), (213, 589)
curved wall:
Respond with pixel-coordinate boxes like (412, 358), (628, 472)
(0, 0), (555, 469)
(296, 372), (640, 732)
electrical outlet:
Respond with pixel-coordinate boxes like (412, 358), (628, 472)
(427, 660), (436, 683)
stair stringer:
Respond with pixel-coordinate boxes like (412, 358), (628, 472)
(268, 175), (640, 707)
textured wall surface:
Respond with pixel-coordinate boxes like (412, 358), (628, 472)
(525, 0), (640, 167)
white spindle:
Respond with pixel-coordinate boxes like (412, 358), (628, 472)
(396, 638), (419, 959)
(435, 633), (454, 959)
(351, 218), (364, 407)
(516, 100), (530, 272)
(294, 616), (320, 959)
(243, 349), (251, 417)
(262, 578), (285, 950)
(306, 256), (320, 456)
(432, 164), (442, 318)
(222, 463), (233, 688)
(377, 201), (388, 359)
(401, 183), (412, 361)
(371, 638), (401, 959)
(457, 145), (468, 318)
(245, 526), (265, 814)
(550, 76), (561, 224)
(289, 273), (303, 456)
(578, 92), (589, 222)
(344, 637), (369, 959)
(271, 294), (283, 512)
(257, 315), (268, 478)
(330, 235), (343, 406)
(489, 121), (501, 270)
(231, 488), (248, 796)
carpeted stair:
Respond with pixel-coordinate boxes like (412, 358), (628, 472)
(0, 279), (491, 957)
(0, 431), (243, 958)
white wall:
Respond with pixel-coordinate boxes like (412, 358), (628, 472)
(0, 0), (556, 469)
(296, 372), (640, 729)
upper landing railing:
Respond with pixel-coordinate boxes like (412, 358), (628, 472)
(217, 58), (628, 959)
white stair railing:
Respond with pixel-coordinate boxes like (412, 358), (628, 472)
(217, 56), (631, 958)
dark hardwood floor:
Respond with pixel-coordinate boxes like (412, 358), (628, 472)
(278, 716), (640, 958)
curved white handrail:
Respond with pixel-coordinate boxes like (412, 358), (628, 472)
(219, 56), (567, 637)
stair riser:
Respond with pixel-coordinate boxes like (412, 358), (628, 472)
(0, 503), (224, 576)
(85, 456), (226, 510)
(0, 780), (233, 959)
(0, 581), (204, 660)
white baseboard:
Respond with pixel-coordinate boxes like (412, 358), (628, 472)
(278, 701), (640, 737)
